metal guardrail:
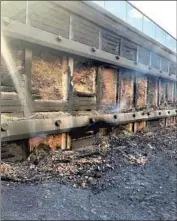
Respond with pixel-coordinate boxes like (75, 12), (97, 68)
(93, 1), (177, 53)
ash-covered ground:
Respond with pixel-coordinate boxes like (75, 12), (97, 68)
(1, 126), (177, 220)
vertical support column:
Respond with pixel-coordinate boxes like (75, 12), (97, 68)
(116, 69), (120, 105)
(68, 57), (74, 113)
(157, 77), (161, 107)
(167, 61), (170, 76)
(99, 28), (102, 50)
(149, 52), (152, 69)
(92, 69), (96, 95)
(69, 13), (73, 40)
(159, 57), (162, 73)
(119, 39), (123, 57)
(68, 13), (74, 113)
(24, 48), (32, 117)
(24, 1), (32, 117)
(135, 45), (139, 65)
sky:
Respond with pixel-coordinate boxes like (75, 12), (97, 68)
(129, 1), (177, 38)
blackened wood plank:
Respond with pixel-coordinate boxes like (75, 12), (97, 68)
(72, 15), (99, 48)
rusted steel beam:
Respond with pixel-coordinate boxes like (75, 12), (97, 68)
(1, 109), (177, 142)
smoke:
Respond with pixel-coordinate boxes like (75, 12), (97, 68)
(111, 100), (127, 113)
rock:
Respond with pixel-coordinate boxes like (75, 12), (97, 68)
(89, 178), (97, 185)
(81, 182), (87, 188)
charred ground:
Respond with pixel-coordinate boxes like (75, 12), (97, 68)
(1, 126), (177, 220)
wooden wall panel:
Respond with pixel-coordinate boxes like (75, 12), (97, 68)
(121, 39), (137, 61)
(71, 15), (99, 48)
(101, 29), (121, 55)
(29, 1), (70, 38)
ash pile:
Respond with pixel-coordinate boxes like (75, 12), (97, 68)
(1, 126), (177, 192)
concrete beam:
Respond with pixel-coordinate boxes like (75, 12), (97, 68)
(2, 22), (176, 82)
(1, 109), (177, 142)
